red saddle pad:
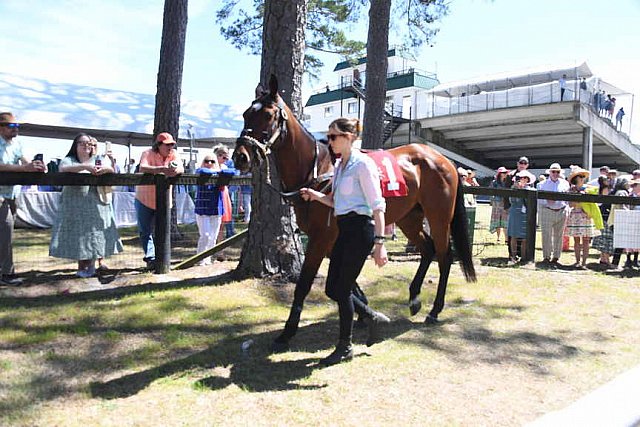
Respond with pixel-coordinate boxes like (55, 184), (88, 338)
(366, 150), (408, 198)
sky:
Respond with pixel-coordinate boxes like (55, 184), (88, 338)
(0, 0), (639, 163)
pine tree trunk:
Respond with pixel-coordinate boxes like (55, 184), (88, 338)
(361, 0), (391, 150)
(260, 0), (307, 117)
(234, 0), (307, 280)
(153, 0), (188, 240)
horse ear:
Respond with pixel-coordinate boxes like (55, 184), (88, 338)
(269, 74), (278, 97)
(254, 83), (265, 99)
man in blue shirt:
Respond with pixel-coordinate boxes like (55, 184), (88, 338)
(0, 112), (46, 285)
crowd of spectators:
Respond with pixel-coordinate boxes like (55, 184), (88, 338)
(484, 156), (640, 269)
(0, 111), (248, 285)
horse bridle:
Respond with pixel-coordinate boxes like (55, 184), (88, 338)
(236, 98), (333, 203)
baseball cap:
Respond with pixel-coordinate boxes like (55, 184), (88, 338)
(0, 112), (18, 124)
(156, 132), (176, 144)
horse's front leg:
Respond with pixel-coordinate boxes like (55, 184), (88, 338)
(272, 242), (326, 352)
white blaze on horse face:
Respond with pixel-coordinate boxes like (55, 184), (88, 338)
(252, 102), (263, 112)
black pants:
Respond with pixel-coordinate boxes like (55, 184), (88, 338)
(326, 214), (374, 341)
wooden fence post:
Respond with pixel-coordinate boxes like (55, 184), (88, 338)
(525, 190), (538, 263)
(154, 174), (171, 274)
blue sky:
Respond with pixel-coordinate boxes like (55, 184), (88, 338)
(0, 0), (639, 162)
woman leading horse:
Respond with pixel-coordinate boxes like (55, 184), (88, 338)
(233, 75), (476, 353)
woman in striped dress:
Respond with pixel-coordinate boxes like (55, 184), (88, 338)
(489, 167), (509, 243)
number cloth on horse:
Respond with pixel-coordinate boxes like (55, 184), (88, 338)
(366, 150), (408, 198)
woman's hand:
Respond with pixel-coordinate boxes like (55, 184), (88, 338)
(372, 243), (388, 267)
(300, 187), (322, 202)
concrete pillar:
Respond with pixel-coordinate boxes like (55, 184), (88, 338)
(582, 126), (593, 170)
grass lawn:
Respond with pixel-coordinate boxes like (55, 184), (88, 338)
(1, 205), (639, 426)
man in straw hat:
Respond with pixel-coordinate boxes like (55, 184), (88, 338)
(0, 112), (47, 285)
(537, 163), (570, 267)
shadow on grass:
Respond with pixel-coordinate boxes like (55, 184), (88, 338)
(89, 317), (416, 398)
(0, 270), (239, 308)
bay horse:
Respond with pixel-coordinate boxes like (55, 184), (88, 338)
(233, 75), (476, 351)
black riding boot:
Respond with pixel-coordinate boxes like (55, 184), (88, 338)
(320, 339), (353, 366)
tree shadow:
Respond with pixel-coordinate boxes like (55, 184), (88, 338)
(89, 318), (414, 399)
(0, 270), (239, 308)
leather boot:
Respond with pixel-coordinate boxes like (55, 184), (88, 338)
(320, 339), (353, 366)
(365, 311), (391, 347)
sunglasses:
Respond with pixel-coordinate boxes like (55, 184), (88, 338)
(203, 159), (215, 164)
(1, 123), (20, 129)
(550, 170), (560, 174)
(327, 133), (348, 141)
(518, 161), (528, 165)
(163, 143), (176, 148)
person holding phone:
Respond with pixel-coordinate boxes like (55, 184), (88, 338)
(135, 132), (184, 269)
(0, 112), (46, 286)
(49, 133), (122, 278)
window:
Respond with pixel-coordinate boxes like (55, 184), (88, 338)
(347, 102), (358, 114)
(324, 106), (334, 118)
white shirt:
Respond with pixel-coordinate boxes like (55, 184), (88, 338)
(538, 177), (570, 209)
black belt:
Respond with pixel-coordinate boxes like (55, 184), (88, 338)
(337, 211), (371, 220)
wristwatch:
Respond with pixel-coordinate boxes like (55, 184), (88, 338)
(373, 235), (386, 245)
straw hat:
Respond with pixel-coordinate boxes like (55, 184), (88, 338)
(545, 163), (562, 173)
(568, 167), (590, 183)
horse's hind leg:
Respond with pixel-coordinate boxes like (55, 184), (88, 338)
(396, 210), (436, 316)
(425, 228), (454, 324)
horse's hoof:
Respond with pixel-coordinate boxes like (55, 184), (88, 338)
(271, 340), (290, 353)
(424, 314), (439, 325)
(409, 298), (422, 316)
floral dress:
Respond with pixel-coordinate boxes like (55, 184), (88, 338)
(49, 155), (123, 260)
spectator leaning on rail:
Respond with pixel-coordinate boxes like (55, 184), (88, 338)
(135, 132), (184, 270)
(489, 166), (510, 244)
(507, 170), (536, 265)
(193, 153), (230, 266)
(0, 112), (46, 286)
(49, 133), (123, 278)
(537, 163), (570, 268)
(505, 156), (531, 258)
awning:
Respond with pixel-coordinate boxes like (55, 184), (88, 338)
(429, 61), (606, 97)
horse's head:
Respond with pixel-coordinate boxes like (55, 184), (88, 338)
(233, 74), (289, 173)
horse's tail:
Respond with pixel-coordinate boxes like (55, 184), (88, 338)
(451, 178), (477, 282)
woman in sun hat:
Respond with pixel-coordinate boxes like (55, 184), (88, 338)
(506, 170), (535, 265)
(565, 167), (598, 269)
(489, 166), (509, 243)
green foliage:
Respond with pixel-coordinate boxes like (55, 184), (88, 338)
(215, 0), (448, 80)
